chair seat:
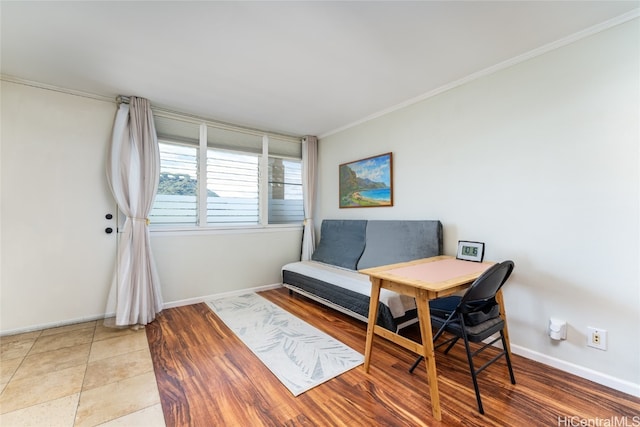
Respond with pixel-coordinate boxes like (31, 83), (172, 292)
(430, 295), (501, 328)
(429, 295), (459, 316)
(431, 316), (505, 343)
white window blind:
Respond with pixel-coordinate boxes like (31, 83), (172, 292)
(154, 115), (200, 145)
(267, 135), (304, 225)
(207, 125), (263, 153)
(149, 142), (199, 225)
(207, 149), (260, 225)
(268, 135), (302, 158)
(268, 157), (303, 224)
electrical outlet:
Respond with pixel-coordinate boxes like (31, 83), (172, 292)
(587, 327), (607, 350)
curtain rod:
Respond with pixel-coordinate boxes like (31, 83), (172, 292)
(115, 95), (302, 142)
(116, 95), (129, 105)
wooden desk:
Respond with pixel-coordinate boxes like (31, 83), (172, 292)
(360, 255), (509, 421)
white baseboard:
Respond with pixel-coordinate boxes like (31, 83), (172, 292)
(511, 344), (640, 398)
(162, 283), (282, 309)
(0, 312), (116, 337)
(0, 284), (282, 337)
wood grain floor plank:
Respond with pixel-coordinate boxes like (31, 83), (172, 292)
(146, 287), (640, 426)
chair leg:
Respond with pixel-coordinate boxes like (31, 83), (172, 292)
(501, 332), (516, 385)
(443, 337), (459, 354)
(409, 334), (458, 373)
(409, 356), (423, 373)
(462, 331), (484, 415)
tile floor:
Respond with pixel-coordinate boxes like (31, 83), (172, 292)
(0, 320), (165, 426)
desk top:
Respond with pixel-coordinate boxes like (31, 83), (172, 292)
(359, 255), (494, 293)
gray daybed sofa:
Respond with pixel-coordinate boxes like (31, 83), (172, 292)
(282, 219), (443, 331)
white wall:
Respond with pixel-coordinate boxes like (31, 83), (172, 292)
(317, 19), (639, 394)
(0, 81), (303, 334)
(1, 82), (117, 332)
(151, 228), (302, 305)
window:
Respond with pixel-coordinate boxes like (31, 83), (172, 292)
(149, 115), (303, 229)
(268, 157), (303, 224)
(267, 135), (304, 225)
(150, 142), (198, 225)
(207, 149), (259, 225)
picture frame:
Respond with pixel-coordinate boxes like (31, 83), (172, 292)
(339, 152), (393, 208)
(456, 240), (485, 262)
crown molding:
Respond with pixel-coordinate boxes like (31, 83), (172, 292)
(0, 74), (301, 141)
(319, 9), (640, 139)
(0, 74), (116, 104)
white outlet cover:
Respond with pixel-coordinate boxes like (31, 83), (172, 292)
(587, 326), (607, 350)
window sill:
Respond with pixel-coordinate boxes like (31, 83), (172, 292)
(149, 223), (303, 237)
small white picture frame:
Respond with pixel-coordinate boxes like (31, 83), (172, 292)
(456, 241), (485, 262)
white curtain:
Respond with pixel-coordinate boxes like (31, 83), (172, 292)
(301, 136), (318, 261)
(106, 97), (163, 326)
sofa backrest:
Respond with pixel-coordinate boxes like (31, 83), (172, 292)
(311, 219), (443, 270)
(311, 220), (367, 270)
(357, 220), (443, 269)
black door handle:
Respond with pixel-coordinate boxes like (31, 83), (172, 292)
(105, 227), (113, 234)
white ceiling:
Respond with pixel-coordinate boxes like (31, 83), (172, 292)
(1, 1), (638, 137)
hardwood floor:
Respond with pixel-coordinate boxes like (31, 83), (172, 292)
(146, 287), (640, 426)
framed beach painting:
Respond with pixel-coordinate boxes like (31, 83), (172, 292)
(339, 152), (393, 208)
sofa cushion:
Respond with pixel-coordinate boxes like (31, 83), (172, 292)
(311, 220), (367, 270)
(356, 220), (443, 269)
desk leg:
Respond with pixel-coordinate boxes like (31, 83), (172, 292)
(495, 289), (512, 357)
(416, 289), (442, 421)
(363, 278), (382, 373)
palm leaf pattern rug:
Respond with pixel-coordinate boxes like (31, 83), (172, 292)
(207, 293), (364, 396)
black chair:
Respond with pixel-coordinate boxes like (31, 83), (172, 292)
(409, 260), (516, 415)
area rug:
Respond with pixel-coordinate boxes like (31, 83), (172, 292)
(206, 292), (364, 396)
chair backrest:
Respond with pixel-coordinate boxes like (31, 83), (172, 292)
(458, 260), (514, 312)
